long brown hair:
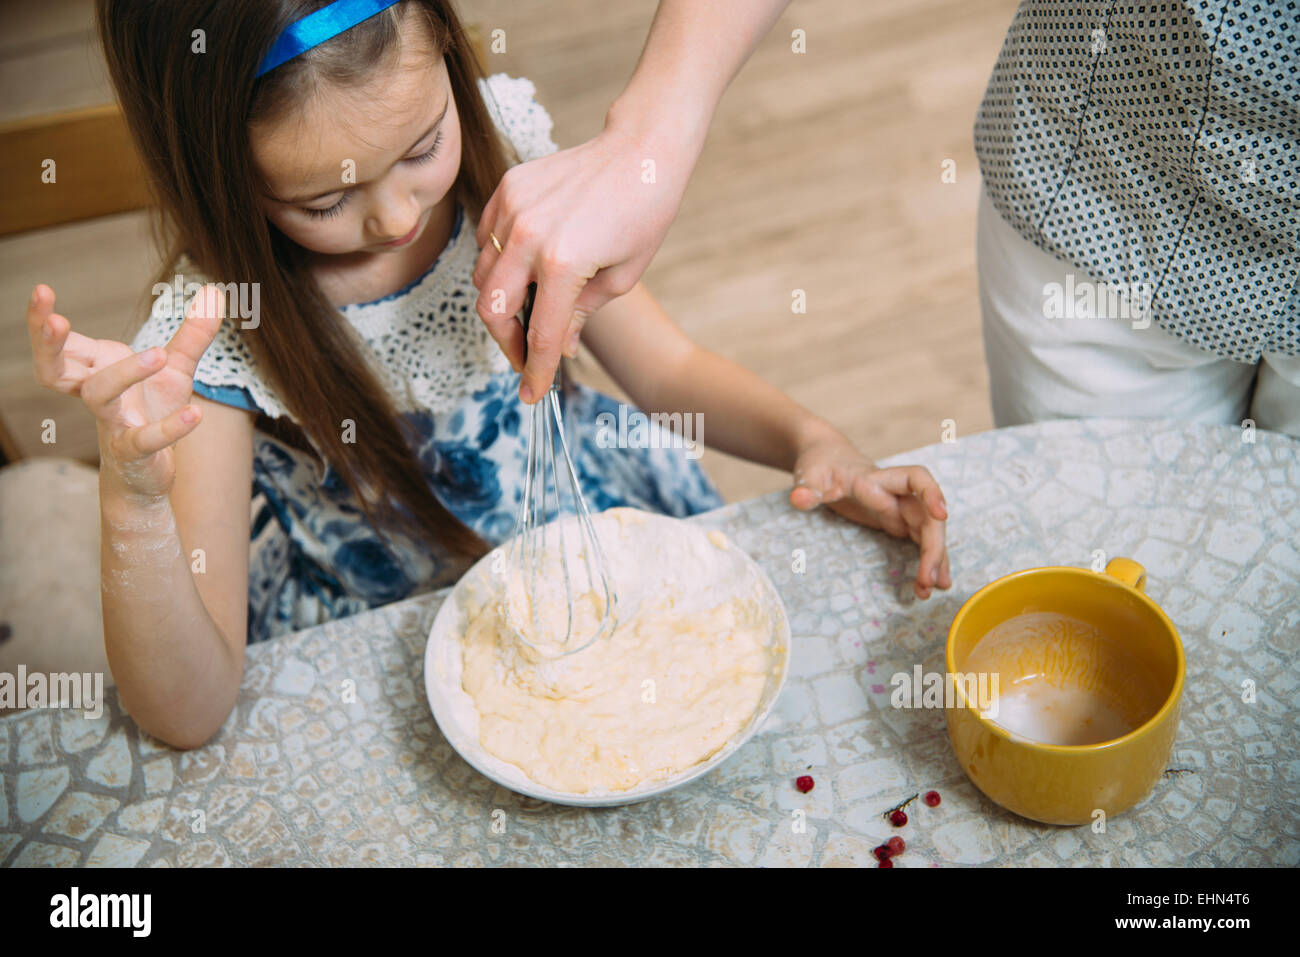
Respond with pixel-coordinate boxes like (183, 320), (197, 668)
(96, 0), (514, 561)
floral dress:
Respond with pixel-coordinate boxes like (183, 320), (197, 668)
(129, 75), (724, 644)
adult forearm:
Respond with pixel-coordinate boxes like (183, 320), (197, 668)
(607, 0), (793, 157)
(98, 482), (241, 749)
(473, 0), (793, 399)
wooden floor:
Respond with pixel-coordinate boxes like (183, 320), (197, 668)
(0, 0), (1018, 502)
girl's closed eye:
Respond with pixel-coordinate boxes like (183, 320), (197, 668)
(302, 194), (350, 220)
(407, 129), (444, 165)
(298, 130), (444, 220)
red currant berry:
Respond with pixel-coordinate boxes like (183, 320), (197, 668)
(887, 836), (905, 855)
(890, 809), (908, 827)
(924, 790), (941, 807)
(795, 775), (814, 793)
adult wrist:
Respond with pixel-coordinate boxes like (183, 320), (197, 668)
(605, 82), (712, 165)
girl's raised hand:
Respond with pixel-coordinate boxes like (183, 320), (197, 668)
(790, 437), (953, 600)
(27, 283), (227, 501)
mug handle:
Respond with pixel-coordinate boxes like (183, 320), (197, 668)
(1104, 557), (1147, 592)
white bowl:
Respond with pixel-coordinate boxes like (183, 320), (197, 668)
(422, 508), (791, 807)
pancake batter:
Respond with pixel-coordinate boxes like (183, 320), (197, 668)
(460, 518), (781, 793)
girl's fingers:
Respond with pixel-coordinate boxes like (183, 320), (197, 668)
(850, 471), (908, 536)
(830, 493), (907, 537)
(790, 460), (833, 510)
(915, 507), (948, 592)
(80, 347), (167, 423)
(164, 285), (226, 380)
(867, 476), (948, 597)
(789, 485), (822, 510)
(28, 285), (118, 392)
(890, 488), (947, 591)
(895, 493), (950, 597)
(27, 284), (74, 389)
(110, 404), (201, 461)
(873, 466), (948, 520)
(880, 506), (910, 540)
(796, 461), (951, 597)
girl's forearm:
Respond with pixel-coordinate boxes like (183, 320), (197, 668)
(98, 484), (241, 749)
(639, 345), (849, 473)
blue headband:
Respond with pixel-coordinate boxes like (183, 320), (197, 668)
(255, 0), (405, 78)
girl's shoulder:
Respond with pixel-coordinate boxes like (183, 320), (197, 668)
(478, 74), (559, 163)
(130, 258), (290, 419)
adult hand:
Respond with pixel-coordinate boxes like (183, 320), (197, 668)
(471, 0), (793, 404)
(472, 118), (688, 403)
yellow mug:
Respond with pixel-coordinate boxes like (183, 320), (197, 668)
(944, 558), (1185, 826)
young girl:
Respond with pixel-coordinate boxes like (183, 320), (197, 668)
(26, 0), (951, 748)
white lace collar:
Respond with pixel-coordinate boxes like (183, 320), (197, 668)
(339, 205), (512, 416)
(133, 205), (511, 423)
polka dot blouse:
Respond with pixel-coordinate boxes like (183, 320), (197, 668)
(975, 0), (1299, 363)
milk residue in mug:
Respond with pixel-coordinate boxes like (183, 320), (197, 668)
(965, 612), (1155, 746)
(990, 681), (1134, 745)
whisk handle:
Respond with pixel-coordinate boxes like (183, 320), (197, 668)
(519, 282), (537, 358)
(518, 282), (561, 390)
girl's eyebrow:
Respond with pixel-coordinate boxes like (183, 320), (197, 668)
(271, 98), (450, 204)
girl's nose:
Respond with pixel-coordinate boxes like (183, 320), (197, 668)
(368, 191), (420, 243)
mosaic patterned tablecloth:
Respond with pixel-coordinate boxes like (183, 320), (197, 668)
(2, 418), (1297, 867)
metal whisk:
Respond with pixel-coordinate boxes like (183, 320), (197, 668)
(502, 284), (618, 657)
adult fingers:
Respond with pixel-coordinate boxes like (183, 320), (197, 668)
(560, 304), (597, 358)
(471, 207), (507, 290)
(474, 175), (506, 255)
(560, 276), (626, 356)
(474, 257), (531, 372)
(519, 264), (588, 402)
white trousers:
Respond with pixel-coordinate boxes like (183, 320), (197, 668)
(977, 186), (1300, 438)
